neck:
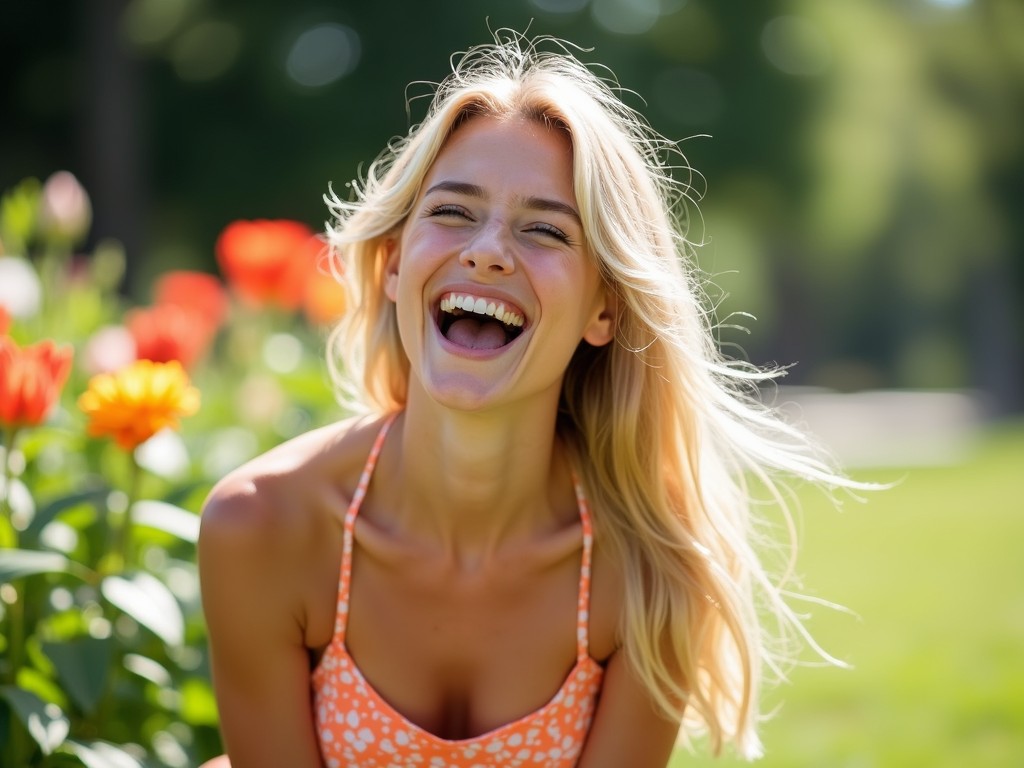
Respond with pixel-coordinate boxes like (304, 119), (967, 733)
(383, 386), (575, 559)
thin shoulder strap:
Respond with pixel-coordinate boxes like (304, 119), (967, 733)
(335, 412), (399, 642)
(572, 471), (595, 663)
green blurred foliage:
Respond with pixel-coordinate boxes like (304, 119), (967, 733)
(2, 0), (1022, 408)
(0, 181), (344, 765)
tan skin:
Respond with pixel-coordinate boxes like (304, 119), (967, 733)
(198, 117), (682, 767)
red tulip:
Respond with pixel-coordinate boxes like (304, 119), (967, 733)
(127, 304), (215, 370)
(215, 220), (322, 311)
(0, 336), (74, 429)
(153, 270), (228, 333)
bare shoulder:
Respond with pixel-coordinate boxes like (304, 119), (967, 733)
(199, 413), (383, 546)
(198, 412), (393, 651)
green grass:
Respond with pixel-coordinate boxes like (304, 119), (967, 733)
(671, 419), (1024, 768)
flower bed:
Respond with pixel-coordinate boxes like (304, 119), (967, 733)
(0, 172), (347, 767)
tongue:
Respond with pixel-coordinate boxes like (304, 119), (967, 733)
(446, 317), (508, 350)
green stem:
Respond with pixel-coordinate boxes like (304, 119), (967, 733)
(106, 455), (143, 574)
(1, 428), (19, 548)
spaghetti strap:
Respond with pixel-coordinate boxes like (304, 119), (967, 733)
(335, 412), (399, 643)
(313, 435), (605, 766)
(572, 471), (594, 663)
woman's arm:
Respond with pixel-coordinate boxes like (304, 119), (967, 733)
(577, 649), (682, 768)
(198, 484), (325, 768)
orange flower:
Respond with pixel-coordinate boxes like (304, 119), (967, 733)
(302, 265), (347, 326)
(215, 219), (322, 310)
(0, 305), (10, 336)
(127, 303), (214, 370)
(0, 336), (74, 429)
(78, 360), (200, 451)
(154, 270), (228, 332)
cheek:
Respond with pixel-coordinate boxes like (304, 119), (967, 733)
(405, 224), (467, 259)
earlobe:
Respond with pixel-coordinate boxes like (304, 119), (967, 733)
(582, 292), (616, 347)
(382, 237), (400, 301)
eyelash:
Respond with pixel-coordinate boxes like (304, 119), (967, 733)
(425, 205), (572, 244)
(528, 223), (571, 244)
(426, 203), (470, 219)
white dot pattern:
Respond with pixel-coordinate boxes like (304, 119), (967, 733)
(311, 413), (604, 767)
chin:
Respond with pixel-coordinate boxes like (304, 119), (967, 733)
(419, 373), (508, 413)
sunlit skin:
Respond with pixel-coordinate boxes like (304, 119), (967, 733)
(387, 115), (612, 413)
(198, 117), (681, 768)
(381, 116), (615, 550)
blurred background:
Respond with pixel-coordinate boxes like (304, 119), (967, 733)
(3, 0), (1022, 411)
(2, 0), (1022, 766)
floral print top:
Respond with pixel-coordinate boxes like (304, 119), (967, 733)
(312, 414), (604, 768)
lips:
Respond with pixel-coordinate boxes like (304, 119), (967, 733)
(436, 291), (526, 350)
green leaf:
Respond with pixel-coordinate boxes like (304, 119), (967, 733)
(162, 480), (208, 509)
(26, 487), (110, 541)
(15, 667), (68, 711)
(101, 572), (184, 646)
(131, 500), (200, 544)
(0, 178), (41, 248)
(0, 685), (70, 755)
(180, 677), (220, 727)
(42, 637), (113, 715)
(0, 549), (86, 582)
(122, 653), (172, 688)
(65, 739), (145, 768)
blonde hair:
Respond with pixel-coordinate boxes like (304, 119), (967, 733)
(324, 30), (851, 759)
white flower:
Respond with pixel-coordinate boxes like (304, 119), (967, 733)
(84, 325), (137, 375)
(134, 427), (190, 480)
(0, 256), (43, 318)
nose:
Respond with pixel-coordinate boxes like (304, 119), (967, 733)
(458, 223), (515, 275)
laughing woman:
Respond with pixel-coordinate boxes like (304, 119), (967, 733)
(198, 31), (854, 768)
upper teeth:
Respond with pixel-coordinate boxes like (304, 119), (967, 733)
(440, 293), (524, 327)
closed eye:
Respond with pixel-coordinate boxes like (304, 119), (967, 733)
(527, 222), (572, 244)
(425, 203), (473, 220)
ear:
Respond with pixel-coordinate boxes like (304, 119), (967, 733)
(582, 288), (616, 347)
(382, 237), (400, 302)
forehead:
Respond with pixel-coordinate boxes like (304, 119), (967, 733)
(423, 115), (576, 199)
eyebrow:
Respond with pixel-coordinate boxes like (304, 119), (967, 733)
(424, 180), (582, 225)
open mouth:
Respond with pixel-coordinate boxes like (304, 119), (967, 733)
(437, 292), (525, 351)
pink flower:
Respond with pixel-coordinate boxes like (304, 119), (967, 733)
(38, 171), (92, 245)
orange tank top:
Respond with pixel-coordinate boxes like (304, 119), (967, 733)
(311, 413), (605, 768)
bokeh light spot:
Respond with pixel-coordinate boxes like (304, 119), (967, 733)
(121, 0), (191, 47)
(530, 0), (590, 12)
(591, 0), (661, 35)
(171, 20), (241, 82)
(761, 15), (831, 77)
(285, 23), (361, 88)
(263, 332), (303, 373)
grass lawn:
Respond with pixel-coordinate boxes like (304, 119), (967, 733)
(671, 418), (1024, 767)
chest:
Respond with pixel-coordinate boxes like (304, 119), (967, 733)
(341, 539), (584, 739)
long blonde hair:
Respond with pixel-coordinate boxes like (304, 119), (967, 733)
(325, 30), (851, 759)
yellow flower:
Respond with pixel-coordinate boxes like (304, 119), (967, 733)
(78, 359), (200, 451)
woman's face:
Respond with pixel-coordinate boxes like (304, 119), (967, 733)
(385, 114), (613, 412)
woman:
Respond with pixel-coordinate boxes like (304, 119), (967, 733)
(199, 31), (851, 768)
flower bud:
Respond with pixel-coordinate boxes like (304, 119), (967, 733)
(38, 171), (92, 245)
